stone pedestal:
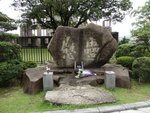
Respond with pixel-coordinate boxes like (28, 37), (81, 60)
(22, 64), (130, 95)
(105, 71), (116, 89)
(43, 72), (54, 91)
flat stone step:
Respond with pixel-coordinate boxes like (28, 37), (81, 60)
(45, 84), (116, 105)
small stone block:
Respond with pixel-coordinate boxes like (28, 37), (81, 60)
(43, 73), (54, 91)
(105, 71), (116, 89)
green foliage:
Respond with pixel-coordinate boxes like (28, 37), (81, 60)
(131, 1), (150, 51)
(1, 82), (150, 113)
(133, 44), (150, 57)
(0, 12), (17, 31)
(116, 56), (134, 69)
(115, 44), (135, 58)
(109, 54), (117, 64)
(132, 57), (150, 83)
(22, 61), (37, 70)
(119, 37), (130, 45)
(12, 0), (132, 30)
(0, 42), (21, 62)
(131, 23), (150, 52)
(0, 60), (23, 86)
(0, 32), (18, 42)
(132, 1), (150, 26)
(0, 43), (37, 86)
(132, 23), (150, 40)
(115, 43), (150, 58)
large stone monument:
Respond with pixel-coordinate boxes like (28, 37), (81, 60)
(48, 23), (118, 68)
(22, 23), (131, 96)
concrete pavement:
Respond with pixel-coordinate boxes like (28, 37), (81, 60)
(31, 100), (150, 113)
(112, 107), (150, 113)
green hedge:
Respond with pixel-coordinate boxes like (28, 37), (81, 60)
(0, 32), (18, 42)
(115, 44), (135, 58)
(0, 41), (38, 86)
(0, 61), (37, 87)
(22, 61), (37, 70)
(133, 45), (150, 57)
(0, 41), (21, 62)
(116, 56), (135, 69)
(116, 43), (150, 58)
(132, 57), (150, 83)
(0, 60), (23, 86)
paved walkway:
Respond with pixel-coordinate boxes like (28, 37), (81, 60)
(112, 107), (150, 113)
(32, 100), (150, 113)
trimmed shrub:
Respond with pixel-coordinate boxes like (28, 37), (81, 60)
(116, 43), (150, 58)
(115, 44), (135, 58)
(0, 32), (18, 42)
(0, 41), (21, 62)
(133, 44), (150, 57)
(22, 61), (37, 70)
(132, 57), (150, 83)
(0, 60), (24, 86)
(116, 56), (135, 69)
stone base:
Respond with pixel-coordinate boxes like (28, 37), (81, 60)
(45, 84), (116, 105)
(101, 64), (131, 88)
(22, 64), (130, 95)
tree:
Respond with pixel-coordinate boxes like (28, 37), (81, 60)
(0, 12), (17, 31)
(119, 36), (130, 45)
(131, 0), (150, 27)
(12, 0), (132, 30)
(131, 0), (150, 53)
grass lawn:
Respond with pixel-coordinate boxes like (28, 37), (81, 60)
(0, 81), (150, 113)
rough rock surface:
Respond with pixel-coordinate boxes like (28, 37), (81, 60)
(22, 66), (104, 94)
(22, 66), (45, 94)
(59, 64), (131, 88)
(48, 23), (118, 68)
(22, 66), (68, 94)
(45, 84), (116, 105)
(101, 64), (131, 88)
(59, 73), (104, 86)
(22, 64), (130, 94)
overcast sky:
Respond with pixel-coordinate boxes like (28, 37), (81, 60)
(0, 0), (149, 38)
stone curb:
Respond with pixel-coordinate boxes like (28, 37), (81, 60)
(31, 100), (150, 113)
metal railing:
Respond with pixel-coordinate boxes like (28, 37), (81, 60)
(17, 36), (53, 63)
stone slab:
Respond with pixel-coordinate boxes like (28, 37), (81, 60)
(59, 73), (104, 86)
(122, 101), (149, 110)
(145, 100), (150, 105)
(71, 108), (100, 113)
(45, 84), (116, 105)
(138, 107), (150, 113)
(23, 64), (130, 94)
(119, 110), (144, 113)
(97, 105), (125, 113)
